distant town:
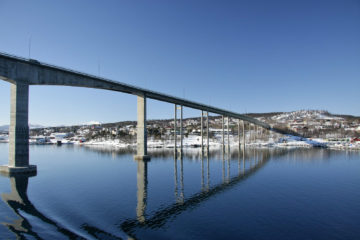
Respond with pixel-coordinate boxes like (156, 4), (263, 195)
(0, 110), (359, 150)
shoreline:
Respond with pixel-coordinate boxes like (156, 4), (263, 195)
(1, 137), (359, 151)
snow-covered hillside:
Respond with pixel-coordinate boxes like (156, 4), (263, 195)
(271, 110), (343, 122)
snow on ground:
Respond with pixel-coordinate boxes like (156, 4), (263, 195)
(81, 134), (360, 151)
(1, 133), (359, 150)
(0, 134), (8, 143)
(83, 121), (101, 126)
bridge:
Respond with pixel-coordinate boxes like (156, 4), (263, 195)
(0, 52), (290, 173)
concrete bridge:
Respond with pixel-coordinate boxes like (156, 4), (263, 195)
(0, 52), (288, 173)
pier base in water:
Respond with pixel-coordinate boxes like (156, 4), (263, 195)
(133, 155), (151, 161)
(0, 165), (37, 174)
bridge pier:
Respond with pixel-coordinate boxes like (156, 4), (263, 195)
(222, 116), (225, 153)
(242, 120), (245, 150)
(249, 123), (252, 145)
(227, 117), (230, 152)
(206, 111), (209, 152)
(253, 124), (256, 142)
(174, 105), (183, 158)
(134, 95), (150, 160)
(174, 105), (177, 157)
(201, 110), (204, 156)
(180, 105), (183, 156)
(238, 119), (241, 150)
(0, 83), (36, 174)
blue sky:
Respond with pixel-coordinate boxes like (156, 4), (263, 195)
(0, 0), (359, 126)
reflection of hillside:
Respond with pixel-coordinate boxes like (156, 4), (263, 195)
(80, 145), (347, 163)
(82, 144), (136, 156)
(270, 148), (352, 162)
(81, 144), (270, 160)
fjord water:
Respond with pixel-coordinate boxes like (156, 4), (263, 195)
(0, 144), (359, 240)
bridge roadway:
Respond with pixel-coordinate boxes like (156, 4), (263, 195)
(0, 52), (268, 126)
(0, 52), (288, 173)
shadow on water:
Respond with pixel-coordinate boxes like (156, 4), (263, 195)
(0, 147), (355, 239)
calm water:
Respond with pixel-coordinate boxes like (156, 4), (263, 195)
(0, 144), (359, 240)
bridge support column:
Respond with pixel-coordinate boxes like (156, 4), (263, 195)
(201, 111), (204, 156)
(180, 105), (183, 156)
(174, 105), (177, 157)
(222, 116), (225, 153)
(0, 83), (36, 174)
(242, 120), (245, 150)
(227, 117), (230, 152)
(253, 124), (256, 142)
(206, 111), (209, 153)
(238, 119), (241, 150)
(249, 124), (252, 145)
(134, 95), (150, 160)
(256, 125), (258, 142)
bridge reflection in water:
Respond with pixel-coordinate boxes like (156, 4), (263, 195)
(0, 148), (296, 239)
(0, 172), (86, 239)
(123, 149), (272, 239)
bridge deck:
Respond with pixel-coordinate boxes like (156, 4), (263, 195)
(0, 51), (287, 132)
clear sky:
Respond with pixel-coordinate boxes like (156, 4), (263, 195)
(0, 0), (359, 126)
